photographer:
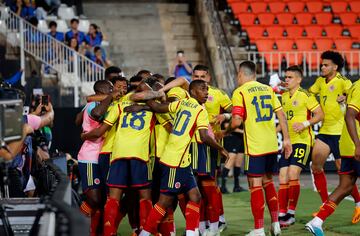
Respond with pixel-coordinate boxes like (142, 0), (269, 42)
(170, 50), (192, 82)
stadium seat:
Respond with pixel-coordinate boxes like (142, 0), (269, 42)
(263, 53), (282, 70)
(295, 39), (314, 51)
(325, 25), (343, 37)
(287, 1), (305, 13)
(256, 39), (275, 51)
(268, 2), (286, 13)
(78, 20), (90, 33)
(344, 51), (360, 69)
(257, 13), (276, 26)
(330, 1), (349, 14)
(250, 2), (267, 13)
(276, 13), (295, 26)
(314, 13), (333, 25)
(339, 13), (358, 25)
(348, 25), (360, 38)
(304, 25), (323, 38)
(266, 26), (284, 38)
(295, 13), (314, 26)
(314, 38), (334, 51)
(286, 26), (304, 38)
(276, 39), (295, 51)
(37, 20), (49, 33)
(57, 6), (75, 20)
(349, 1), (360, 13)
(246, 26), (266, 40)
(56, 20), (68, 33)
(306, 1), (323, 13)
(306, 51), (320, 70)
(231, 2), (249, 15)
(284, 52), (304, 66)
(238, 13), (256, 26)
(334, 38), (354, 50)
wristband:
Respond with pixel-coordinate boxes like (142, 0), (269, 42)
(223, 113), (231, 120)
(302, 120), (311, 128)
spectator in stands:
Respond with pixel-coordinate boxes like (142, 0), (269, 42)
(48, 21), (64, 42)
(85, 24), (103, 48)
(26, 17), (44, 43)
(170, 50), (192, 82)
(65, 18), (86, 45)
(44, 0), (61, 15)
(62, 0), (85, 18)
(91, 46), (111, 68)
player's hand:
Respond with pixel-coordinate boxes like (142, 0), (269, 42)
(355, 144), (360, 162)
(214, 130), (226, 141)
(124, 104), (144, 113)
(214, 114), (226, 125)
(220, 148), (230, 160)
(283, 138), (292, 159)
(292, 122), (305, 133)
(337, 95), (346, 103)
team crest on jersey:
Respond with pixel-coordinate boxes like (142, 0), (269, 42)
(207, 95), (214, 102)
(292, 100), (298, 106)
(94, 178), (100, 185)
(175, 182), (181, 189)
(329, 85), (335, 92)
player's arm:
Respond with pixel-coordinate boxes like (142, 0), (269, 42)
(91, 90), (121, 121)
(75, 109), (84, 126)
(81, 123), (111, 141)
(87, 94), (107, 102)
(199, 129), (229, 159)
(276, 109), (292, 159)
(146, 100), (170, 113)
(161, 77), (189, 92)
(292, 106), (324, 133)
(346, 107), (360, 161)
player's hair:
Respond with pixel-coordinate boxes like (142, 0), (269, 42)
(193, 64), (209, 74)
(129, 75), (143, 83)
(189, 80), (206, 93)
(110, 76), (128, 86)
(70, 18), (79, 24)
(321, 51), (344, 71)
(136, 69), (152, 80)
(105, 66), (122, 79)
(239, 61), (256, 77)
(152, 73), (165, 84)
(144, 76), (160, 89)
(165, 77), (176, 85)
(93, 80), (111, 94)
(285, 65), (303, 78)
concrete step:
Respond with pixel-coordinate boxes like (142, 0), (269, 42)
(84, 3), (159, 17)
(157, 4), (189, 13)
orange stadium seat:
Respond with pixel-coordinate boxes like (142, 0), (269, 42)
(325, 25), (343, 38)
(334, 38), (354, 50)
(257, 13), (276, 26)
(306, 51), (320, 70)
(314, 38), (334, 51)
(287, 1), (305, 13)
(314, 13), (333, 25)
(306, 1), (323, 13)
(295, 13), (314, 26)
(349, 1), (360, 13)
(304, 25), (323, 38)
(246, 26), (266, 40)
(268, 2), (286, 13)
(330, 2), (349, 14)
(295, 39), (314, 51)
(286, 26), (304, 38)
(251, 2), (268, 13)
(237, 13), (256, 26)
(344, 51), (360, 69)
(276, 39), (295, 51)
(263, 53), (282, 70)
(348, 25), (360, 38)
(277, 13), (295, 25)
(231, 2), (249, 15)
(266, 26), (284, 38)
(256, 39), (275, 52)
(284, 52), (304, 66)
(339, 13), (358, 25)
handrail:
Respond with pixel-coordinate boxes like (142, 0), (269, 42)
(204, 0), (238, 92)
(0, 6), (105, 106)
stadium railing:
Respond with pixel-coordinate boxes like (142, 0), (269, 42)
(0, 5), (105, 107)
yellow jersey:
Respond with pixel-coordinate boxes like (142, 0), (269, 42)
(161, 97), (209, 168)
(281, 88), (320, 146)
(309, 72), (352, 135)
(167, 87), (190, 100)
(205, 85), (232, 131)
(232, 80), (282, 156)
(104, 93), (156, 163)
(100, 101), (120, 154)
(339, 80), (360, 158)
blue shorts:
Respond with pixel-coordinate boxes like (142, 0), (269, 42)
(278, 144), (311, 170)
(244, 153), (278, 177)
(159, 163), (198, 196)
(98, 153), (110, 187)
(107, 159), (151, 189)
(339, 158), (360, 177)
(78, 162), (103, 193)
(190, 142), (216, 179)
(316, 134), (341, 159)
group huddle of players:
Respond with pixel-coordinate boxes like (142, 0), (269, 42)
(76, 50), (360, 236)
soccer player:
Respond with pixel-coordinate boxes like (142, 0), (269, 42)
(306, 79), (360, 235)
(223, 61), (292, 236)
(139, 80), (229, 236)
(77, 80), (115, 235)
(308, 51), (360, 218)
(277, 66), (324, 227)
